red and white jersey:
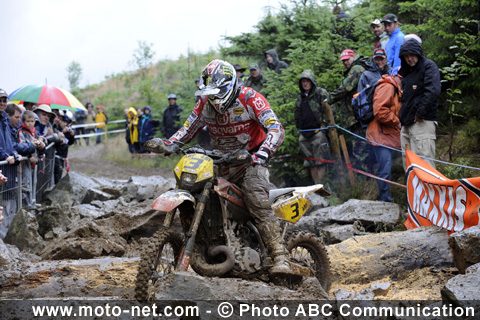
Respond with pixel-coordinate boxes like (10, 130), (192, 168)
(170, 86), (284, 154)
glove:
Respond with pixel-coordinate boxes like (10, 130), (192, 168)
(251, 149), (270, 166)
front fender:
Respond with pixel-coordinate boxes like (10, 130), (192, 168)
(151, 189), (196, 212)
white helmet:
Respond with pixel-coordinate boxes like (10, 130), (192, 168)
(196, 60), (238, 114)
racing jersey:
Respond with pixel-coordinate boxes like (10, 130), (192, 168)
(170, 86), (284, 155)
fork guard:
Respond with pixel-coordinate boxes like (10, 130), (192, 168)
(151, 189), (196, 212)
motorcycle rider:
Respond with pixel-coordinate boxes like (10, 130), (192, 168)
(145, 59), (293, 275)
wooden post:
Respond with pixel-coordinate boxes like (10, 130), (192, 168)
(339, 134), (356, 188)
(322, 100), (347, 187)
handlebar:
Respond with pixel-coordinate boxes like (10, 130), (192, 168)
(144, 138), (251, 165)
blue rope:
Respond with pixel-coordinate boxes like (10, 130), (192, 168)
(298, 124), (480, 172)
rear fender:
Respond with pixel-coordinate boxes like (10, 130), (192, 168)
(151, 189), (196, 212)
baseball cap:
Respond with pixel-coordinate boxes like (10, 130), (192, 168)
(381, 13), (398, 23)
(370, 19), (382, 26)
(97, 105), (102, 109)
(340, 49), (355, 61)
(168, 94), (177, 100)
(373, 48), (387, 59)
(0, 88), (7, 98)
(234, 64), (246, 72)
(248, 63), (259, 70)
(194, 78), (200, 83)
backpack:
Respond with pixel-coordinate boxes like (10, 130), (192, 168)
(351, 82), (397, 125)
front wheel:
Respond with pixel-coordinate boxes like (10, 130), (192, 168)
(134, 228), (183, 301)
(286, 231), (331, 292)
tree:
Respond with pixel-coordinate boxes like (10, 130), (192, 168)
(66, 61), (82, 91)
(132, 40), (156, 78)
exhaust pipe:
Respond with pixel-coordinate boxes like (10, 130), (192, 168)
(191, 245), (235, 277)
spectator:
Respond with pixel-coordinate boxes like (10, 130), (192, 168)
(33, 104), (55, 138)
(6, 103), (36, 157)
(244, 63), (267, 95)
(234, 64), (247, 84)
(357, 48), (392, 92)
(328, 49), (367, 128)
(94, 105), (108, 144)
(18, 110), (45, 207)
(294, 70), (331, 184)
(265, 49), (289, 74)
(53, 110), (75, 183)
(327, 49), (374, 171)
(367, 73), (402, 202)
(399, 39), (441, 169)
(138, 105), (155, 153)
(332, 5), (355, 40)
(74, 108), (87, 145)
(161, 94), (183, 138)
(370, 19), (388, 50)
(126, 107), (139, 153)
(382, 13), (405, 69)
(84, 103), (95, 146)
(0, 88), (21, 239)
(136, 107), (144, 153)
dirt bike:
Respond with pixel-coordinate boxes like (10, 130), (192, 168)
(135, 139), (331, 300)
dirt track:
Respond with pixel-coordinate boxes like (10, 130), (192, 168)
(68, 142), (170, 180)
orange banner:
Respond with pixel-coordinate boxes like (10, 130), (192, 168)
(405, 150), (480, 232)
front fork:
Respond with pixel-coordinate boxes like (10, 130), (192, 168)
(175, 182), (212, 271)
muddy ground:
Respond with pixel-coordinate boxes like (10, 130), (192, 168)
(68, 143), (458, 300)
(0, 142), (458, 303)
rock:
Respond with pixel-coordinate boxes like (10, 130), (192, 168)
(0, 239), (13, 266)
(0, 257), (139, 299)
(4, 209), (45, 253)
(441, 262), (480, 307)
(333, 288), (374, 300)
(40, 221), (127, 260)
(72, 204), (106, 220)
(68, 171), (103, 204)
(35, 204), (81, 239)
(322, 223), (364, 244)
(328, 226), (453, 284)
(43, 174), (74, 208)
(128, 176), (175, 202)
(306, 193), (330, 212)
(311, 199), (402, 225)
(153, 271), (329, 300)
(448, 225), (480, 273)
(82, 188), (116, 204)
(370, 282), (391, 297)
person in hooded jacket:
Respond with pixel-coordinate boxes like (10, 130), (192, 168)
(127, 107), (139, 153)
(138, 105), (155, 153)
(294, 70), (331, 184)
(265, 49), (289, 74)
(357, 48), (392, 92)
(367, 73), (402, 202)
(161, 94), (183, 138)
(398, 39), (441, 169)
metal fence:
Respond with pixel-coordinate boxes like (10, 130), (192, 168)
(0, 142), (55, 238)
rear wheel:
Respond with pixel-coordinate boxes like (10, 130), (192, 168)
(285, 231), (331, 291)
(134, 228), (183, 301)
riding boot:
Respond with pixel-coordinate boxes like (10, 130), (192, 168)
(257, 220), (294, 275)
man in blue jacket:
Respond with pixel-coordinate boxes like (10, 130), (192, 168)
(382, 13), (405, 70)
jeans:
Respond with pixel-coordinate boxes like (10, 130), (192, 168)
(373, 146), (393, 202)
(96, 128), (103, 144)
